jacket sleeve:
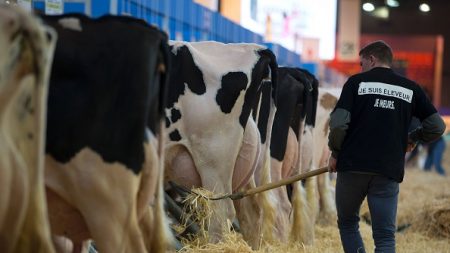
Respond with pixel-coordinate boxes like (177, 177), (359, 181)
(409, 113), (446, 144)
(408, 86), (446, 144)
(328, 78), (355, 158)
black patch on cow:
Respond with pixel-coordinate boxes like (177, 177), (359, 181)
(283, 68), (309, 139)
(270, 67), (305, 161)
(27, 132), (33, 140)
(216, 72), (248, 113)
(165, 116), (171, 128)
(167, 45), (206, 109)
(257, 80), (272, 144)
(283, 67), (319, 132)
(171, 108), (181, 123)
(268, 67), (320, 161)
(297, 69), (318, 127)
(290, 103), (303, 139)
(239, 49), (277, 145)
(42, 14), (168, 174)
(169, 129), (182, 141)
(307, 76), (319, 127)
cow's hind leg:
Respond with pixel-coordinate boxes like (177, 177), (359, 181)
(75, 172), (146, 253)
(45, 148), (147, 253)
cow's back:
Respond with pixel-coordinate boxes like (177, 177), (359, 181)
(43, 14), (167, 170)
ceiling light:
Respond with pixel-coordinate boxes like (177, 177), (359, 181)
(386, 0), (399, 7)
(363, 2), (375, 12)
(373, 7), (390, 19)
(419, 3), (430, 12)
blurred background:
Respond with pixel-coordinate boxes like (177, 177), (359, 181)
(7, 0), (450, 126)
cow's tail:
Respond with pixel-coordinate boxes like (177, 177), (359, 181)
(289, 119), (316, 244)
(151, 35), (174, 253)
(259, 49), (278, 107)
(305, 166), (319, 229)
(150, 119), (175, 253)
(290, 180), (314, 244)
(258, 80), (277, 244)
(256, 50), (278, 243)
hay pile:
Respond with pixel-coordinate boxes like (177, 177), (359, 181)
(397, 167), (450, 232)
(175, 223), (374, 253)
(175, 188), (214, 242)
(178, 232), (253, 253)
(410, 197), (450, 238)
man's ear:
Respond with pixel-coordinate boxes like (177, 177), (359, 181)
(370, 55), (376, 67)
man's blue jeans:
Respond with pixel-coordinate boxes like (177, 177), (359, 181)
(336, 172), (399, 253)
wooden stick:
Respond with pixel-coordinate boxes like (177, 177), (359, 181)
(209, 166), (329, 200)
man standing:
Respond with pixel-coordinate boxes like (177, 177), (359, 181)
(328, 40), (445, 253)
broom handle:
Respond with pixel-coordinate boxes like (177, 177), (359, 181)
(216, 166), (329, 200)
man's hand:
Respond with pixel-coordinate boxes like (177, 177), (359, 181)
(406, 138), (417, 152)
(328, 156), (337, 173)
(406, 142), (417, 152)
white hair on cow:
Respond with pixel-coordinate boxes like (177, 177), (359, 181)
(290, 180), (314, 244)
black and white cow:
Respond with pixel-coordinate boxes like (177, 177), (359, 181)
(164, 41), (278, 242)
(261, 67), (319, 244)
(269, 67), (318, 178)
(277, 68), (320, 244)
(269, 69), (337, 244)
(0, 5), (57, 253)
(235, 67), (320, 247)
(41, 14), (172, 253)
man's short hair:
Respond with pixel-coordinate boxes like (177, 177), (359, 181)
(359, 40), (393, 66)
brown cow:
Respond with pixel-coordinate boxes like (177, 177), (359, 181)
(0, 5), (56, 253)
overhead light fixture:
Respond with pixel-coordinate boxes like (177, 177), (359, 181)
(373, 6), (390, 19)
(419, 3), (430, 12)
(363, 2), (375, 12)
(386, 0), (399, 7)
